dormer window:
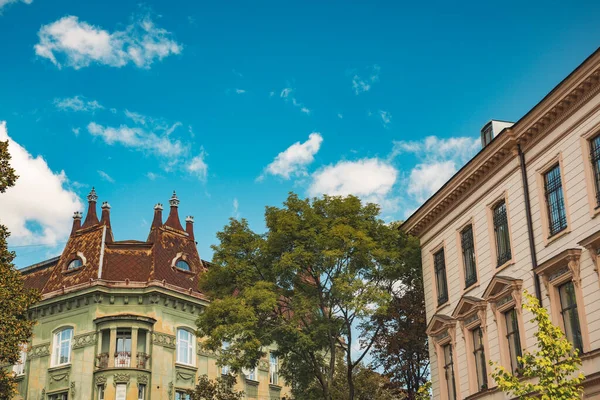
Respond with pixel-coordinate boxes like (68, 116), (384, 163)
(481, 124), (494, 147)
(67, 258), (83, 270)
(175, 259), (190, 272)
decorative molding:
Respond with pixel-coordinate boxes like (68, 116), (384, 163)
(28, 343), (51, 359)
(168, 382), (174, 399)
(113, 373), (131, 385)
(95, 376), (107, 386)
(176, 370), (196, 381)
(41, 389), (45, 400)
(152, 332), (177, 349)
(258, 360), (269, 372)
(197, 346), (217, 357)
(72, 332), (97, 349)
(137, 374), (149, 385)
(50, 372), (70, 382)
(70, 382), (76, 396)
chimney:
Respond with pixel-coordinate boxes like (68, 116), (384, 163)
(164, 191), (184, 231)
(185, 216), (195, 241)
(71, 211), (82, 235)
(100, 201), (114, 243)
(481, 120), (514, 148)
(151, 203), (163, 229)
(82, 187), (99, 228)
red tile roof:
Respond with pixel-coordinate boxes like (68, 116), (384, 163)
(21, 190), (206, 299)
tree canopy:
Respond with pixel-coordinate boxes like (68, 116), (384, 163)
(196, 193), (412, 399)
(0, 140), (40, 399)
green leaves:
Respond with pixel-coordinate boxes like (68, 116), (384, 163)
(196, 193), (410, 399)
(490, 291), (584, 399)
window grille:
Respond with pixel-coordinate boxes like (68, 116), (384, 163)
(493, 201), (511, 266)
(544, 165), (567, 236)
(434, 249), (448, 305)
(590, 135), (600, 207)
(461, 225), (477, 288)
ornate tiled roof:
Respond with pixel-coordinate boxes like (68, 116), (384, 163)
(21, 189), (206, 299)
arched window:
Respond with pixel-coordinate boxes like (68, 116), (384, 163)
(67, 258), (83, 270)
(53, 327), (73, 366)
(176, 328), (194, 365)
(175, 259), (191, 272)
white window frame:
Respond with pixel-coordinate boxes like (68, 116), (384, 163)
(12, 346), (26, 376)
(176, 328), (195, 366)
(115, 383), (127, 400)
(221, 341), (231, 375)
(245, 366), (258, 381)
(269, 353), (279, 385)
(138, 383), (146, 400)
(52, 327), (73, 367)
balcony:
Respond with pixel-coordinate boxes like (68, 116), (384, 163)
(96, 352), (109, 369)
(115, 351), (131, 368)
(95, 327), (151, 370)
(137, 352), (150, 369)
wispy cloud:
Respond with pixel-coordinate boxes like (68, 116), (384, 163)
(0, 0), (32, 14)
(337, 113), (343, 119)
(259, 132), (323, 180)
(279, 87), (311, 115)
(379, 110), (391, 127)
(54, 95), (104, 112)
(97, 170), (114, 183)
(235, 88), (246, 94)
(351, 64), (380, 95)
(34, 13), (182, 69)
(232, 198), (240, 218)
(146, 172), (159, 180)
(72, 127), (80, 136)
(186, 149), (208, 181)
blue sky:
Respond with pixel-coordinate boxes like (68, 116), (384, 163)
(0, 0), (599, 268)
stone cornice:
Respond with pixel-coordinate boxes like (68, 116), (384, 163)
(403, 48), (600, 237)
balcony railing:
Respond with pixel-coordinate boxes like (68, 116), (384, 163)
(96, 352), (109, 369)
(115, 351), (131, 368)
(136, 352), (150, 369)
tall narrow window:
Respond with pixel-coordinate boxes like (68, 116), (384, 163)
(544, 165), (568, 236)
(558, 281), (583, 353)
(472, 327), (488, 390)
(221, 342), (231, 375)
(504, 309), (522, 374)
(443, 344), (457, 400)
(98, 385), (105, 400)
(175, 391), (191, 400)
(461, 225), (477, 288)
(434, 249), (448, 305)
(246, 367), (258, 381)
(115, 330), (132, 367)
(49, 393), (68, 400)
(269, 353), (279, 385)
(116, 384), (127, 400)
(53, 328), (73, 366)
(493, 201), (511, 267)
(12, 346), (26, 376)
(590, 134), (600, 207)
(177, 329), (194, 365)
(138, 384), (146, 400)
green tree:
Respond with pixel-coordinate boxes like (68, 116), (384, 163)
(187, 375), (244, 400)
(196, 194), (406, 400)
(490, 291), (585, 399)
(371, 232), (429, 399)
(415, 381), (431, 400)
(0, 140), (40, 399)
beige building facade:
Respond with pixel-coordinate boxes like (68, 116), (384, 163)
(402, 48), (600, 399)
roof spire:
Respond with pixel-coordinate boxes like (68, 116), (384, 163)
(151, 203), (163, 229)
(82, 187), (100, 228)
(70, 211), (82, 235)
(100, 202), (113, 243)
(165, 190), (184, 231)
(185, 215), (195, 241)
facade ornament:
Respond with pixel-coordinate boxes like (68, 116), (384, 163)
(567, 254), (582, 287)
(113, 373), (131, 385)
(70, 382), (76, 397)
(168, 382), (174, 399)
(154, 203), (163, 210)
(41, 389), (45, 400)
(169, 191), (180, 207)
(95, 376), (107, 386)
(73, 211), (82, 220)
(185, 216), (194, 223)
(101, 201), (111, 210)
(137, 375), (149, 385)
(87, 187), (98, 202)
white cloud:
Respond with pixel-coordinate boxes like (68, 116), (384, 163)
(54, 95), (104, 112)
(232, 198), (239, 218)
(379, 110), (391, 127)
(187, 150), (208, 181)
(97, 170), (114, 183)
(261, 133), (323, 180)
(392, 135), (480, 205)
(308, 158), (397, 208)
(0, 121), (82, 247)
(124, 109), (147, 125)
(87, 122), (186, 158)
(146, 172), (159, 180)
(300, 107), (310, 115)
(279, 87), (311, 116)
(235, 89), (246, 94)
(351, 65), (380, 95)
(0, 0), (31, 13)
(34, 14), (182, 69)
(72, 127), (80, 136)
(280, 88), (292, 98)
(337, 113), (343, 119)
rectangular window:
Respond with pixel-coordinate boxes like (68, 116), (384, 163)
(493, 201), (511, 267)
(461, 225), (477, 288)
(97, 385), (105, 400)
(472, 327), (487, 391)
(544, 165), (568, 236)
(269, 353), (279, 385)
(434, 248), (448, 305)
(177, 329), (194, 365)
(115, 384), (127, 400)
(246, 367), (258, 381)
(175, 391), (191, 400)
(443, 344), (457, 400)
(12, 346), (26, 376)
(48, 393), (68, 400)
(504, 308), (522, 374)
(53, 328), (73, 366)
(590, 134), (600, 207)
(558, 281), (583, 353)
(138, 384), (146, 400)
(115, 330), (132, 368)
(221, 342), (231, 375)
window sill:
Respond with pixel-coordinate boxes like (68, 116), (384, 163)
(496, 259), (514, 272)
(48, 364), (71, 372)
(436, 301), (451, 313)
(172, 267), (195, 275)
(245, 378), (259, 386)
(463, 281), (480, 295)
(14, 374), (25, 381)
(545, 227), (570, 247)
(62, 267), (84, 275)
(175, 362), (197, 371)
(269, 383), (282, 390)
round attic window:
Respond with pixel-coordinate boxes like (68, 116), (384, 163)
(176, 259), (191, 271)
(67, 259), (83, 270)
